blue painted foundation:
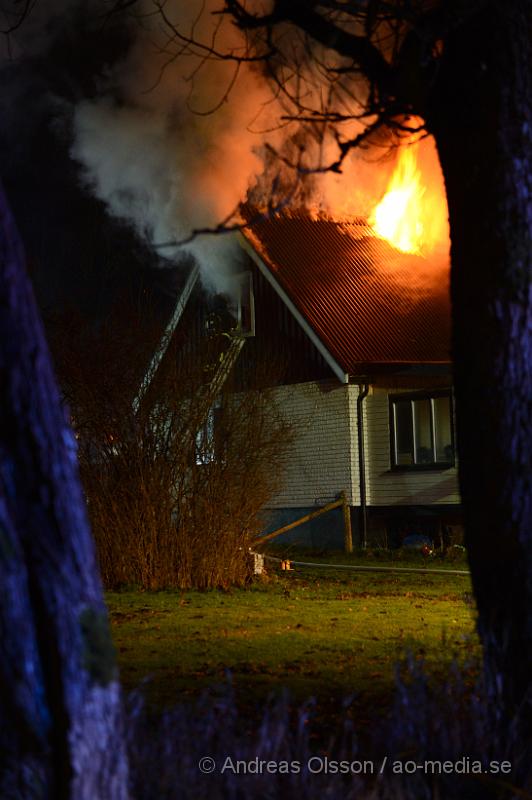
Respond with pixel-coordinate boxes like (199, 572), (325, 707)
(261, 506), (353, 550)
(261, 504), (463, 551)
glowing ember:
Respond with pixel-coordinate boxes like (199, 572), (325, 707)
(371, 142), (448, 257)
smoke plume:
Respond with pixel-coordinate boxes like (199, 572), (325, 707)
(68, 1), (282, 290)
(2, 1), (449, 293)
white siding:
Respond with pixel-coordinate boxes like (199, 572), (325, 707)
(267, 381), (460, 511)
(268, 381), (355, 508)
(361, 387), (461, 506)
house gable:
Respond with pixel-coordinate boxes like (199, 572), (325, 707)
(239, 234), (348, 384)
(235, 249), (340, 387)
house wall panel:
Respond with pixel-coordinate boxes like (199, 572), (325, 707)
(267, 381), (355, 508)
(363, 387), (461, 506)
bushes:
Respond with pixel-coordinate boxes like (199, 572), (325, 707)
(49, 304), (292, 590)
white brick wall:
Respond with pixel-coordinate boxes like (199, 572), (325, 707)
(267, 381), (354, 508)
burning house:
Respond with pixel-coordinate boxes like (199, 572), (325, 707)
(236, 209), (459, 550)
(143, 144), (461, 550)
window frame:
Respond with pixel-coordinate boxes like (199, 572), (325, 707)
(226, 271), (255, 337)
(195, 398), (224, 466)
(388, 390), (455, 471)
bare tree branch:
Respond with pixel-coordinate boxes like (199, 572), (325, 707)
(0, 0), (37, 35)
(153, 178), (301, 249)
(154, 0), (274, 63)
(224, 0), (394, 93)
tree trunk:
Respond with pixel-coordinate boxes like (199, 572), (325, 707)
(0, 182), (129, 798)
(428, 1), (532, 728)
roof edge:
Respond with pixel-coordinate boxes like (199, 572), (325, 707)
(348, 361), (452, 372)
(239, 232), (349, 385)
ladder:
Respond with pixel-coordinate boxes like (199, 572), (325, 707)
(196, 333), (246, 422)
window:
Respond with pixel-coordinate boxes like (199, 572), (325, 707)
(195, 400), (223, 465)
(226, 272), (255, 336)
(195, 407), (216, 465)
(390, 391), (454, 469)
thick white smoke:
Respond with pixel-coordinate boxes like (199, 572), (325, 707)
(69, 0), (280, 290)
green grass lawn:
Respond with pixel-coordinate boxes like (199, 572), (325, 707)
(107, 554), (480, 731)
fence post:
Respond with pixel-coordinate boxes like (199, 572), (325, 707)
(342, 491), (353, 553)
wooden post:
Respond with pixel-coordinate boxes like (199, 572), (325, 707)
(342, 491), (353, 553)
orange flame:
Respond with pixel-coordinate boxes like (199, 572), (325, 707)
(371, 143), (449, 256)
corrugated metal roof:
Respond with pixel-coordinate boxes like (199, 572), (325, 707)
(241, 210), (451, 374)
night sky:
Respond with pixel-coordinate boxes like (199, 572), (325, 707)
(0, 11), (182, 326)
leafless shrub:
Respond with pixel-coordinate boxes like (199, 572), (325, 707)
(48, 301), (292, 590)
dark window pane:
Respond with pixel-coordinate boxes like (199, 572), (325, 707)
(433, 396), (453, 462)
(195, 407), (215, 464)
(239, 273), (254, 334)
(394, 400), (414, 465)
(413, 398), (433, 463)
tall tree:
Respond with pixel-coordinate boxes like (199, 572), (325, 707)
(218, 0), (532, 726)
(0, 182), (129, 798)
